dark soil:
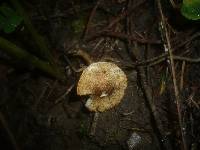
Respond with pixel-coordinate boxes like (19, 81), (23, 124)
(0, 0), (200, 150)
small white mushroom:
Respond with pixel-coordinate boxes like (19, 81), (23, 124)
(77, 62), (127, 112)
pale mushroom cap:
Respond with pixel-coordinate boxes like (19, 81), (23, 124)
(77, 62), (127, 112)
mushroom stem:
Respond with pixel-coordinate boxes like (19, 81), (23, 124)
(89, 112), (99, 136)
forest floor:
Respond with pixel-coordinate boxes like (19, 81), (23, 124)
(0, 0), (200, 150)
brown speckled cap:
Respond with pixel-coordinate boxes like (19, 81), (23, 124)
(77, 62), (127, 112)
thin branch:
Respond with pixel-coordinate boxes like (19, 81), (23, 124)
(75, 48), (93, 65)
(124, 54), (200, 69)
(156, 0), (187, 149)
(86, 31), (161, 44)
(147, 55), (200, 66)
(54, 84), (75, 105)
(180, 61), (186, 90)
(136, 67), (166, 150)
(86, 0), (146, 41)
(102, 0), (146, 31)
(83, 0), (102, 39)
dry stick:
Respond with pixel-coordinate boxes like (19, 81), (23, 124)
(83, 0), (102, 39)
(124, 54), (200, 70)
(54, 84), (75, 105)
(64, 55), (85, 73)
(64, 47), (93, 73)
(32, 84), (49, 110)
(171, 56), (200, 63)
(76, 49), (93, 64)
(180, 61), (186, 91)
(46, 80), (58, 100)
(85, 0), (146, 41)
(136, 67), (166, 150)
(148, 55), (200, 66)
(132, 39), (166, 149)
(174, 31), (200, 49)
(102, 0), (146, 31)
(156, 0), (187, 150)
(123, 31), (200, 68)
(47, 84), (75, 112)
(0, 112), (21, 150)
(124, 30), (200, 68)
(88, 31), (161, 44)
(124, 5), (165, 148)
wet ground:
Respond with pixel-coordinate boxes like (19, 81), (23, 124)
(0, 0), (200, 150)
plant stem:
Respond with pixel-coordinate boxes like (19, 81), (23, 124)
(9, 0), (53, 63)
(0, 36), (66, 81)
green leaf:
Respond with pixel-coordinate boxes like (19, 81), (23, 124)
(181, 0), (200, 20)
(0, 3), (23, 33)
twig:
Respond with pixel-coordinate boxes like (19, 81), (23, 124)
(75, 49), (93, 65)
(46, 80), (58, 99)
(173, 31), (200, 50)
(124, 54), (200, 69)
(86, 31), (161, 44)
(180, 61), (186, 90)
(169, 0), (177, 9)
(47, 84), (75, 113)
(64, 55), (86, 73)
(130, 31), (200, 67)
(124, 14), (165, 148)
(156, 0), (187, 149)
(102, 0), (146, 31)
(171, 56), (200, 63)
(83, 0), (102, 39)
(136, 67), (166, 150)
(86, 0), (146, 41)
(148, 55), (200, 66)
(54, 84), (75, 105)
(32, 83), (49, 110)
(187, 92), (199, 109)
(92, 38), (105, 51)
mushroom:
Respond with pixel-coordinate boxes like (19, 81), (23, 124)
(77, 62), (127, 112)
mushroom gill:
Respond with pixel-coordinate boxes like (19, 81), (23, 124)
(77, 62), (127, 112)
